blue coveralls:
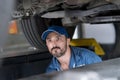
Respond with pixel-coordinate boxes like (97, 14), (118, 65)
(46, 46), (102, 73)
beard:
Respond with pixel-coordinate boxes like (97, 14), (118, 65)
(51, 46), (67, 58)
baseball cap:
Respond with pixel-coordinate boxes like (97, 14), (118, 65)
(41, 25), (69, 40)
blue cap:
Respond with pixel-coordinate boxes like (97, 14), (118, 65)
(41, 25), (69, 40)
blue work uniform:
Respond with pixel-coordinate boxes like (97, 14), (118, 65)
(46, 46), (102, 73)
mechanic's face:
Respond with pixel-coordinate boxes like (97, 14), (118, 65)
(46, 32), (70, 58)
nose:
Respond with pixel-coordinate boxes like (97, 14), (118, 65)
(52, 40), (57, 47)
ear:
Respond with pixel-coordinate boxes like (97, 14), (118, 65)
(67, 38), (71, 45)
(45, 40), (48, 46)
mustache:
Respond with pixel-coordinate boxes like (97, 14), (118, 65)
(51, 46), (60, 51)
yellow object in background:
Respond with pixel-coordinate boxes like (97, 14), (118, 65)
(9, 20), (18, 34)
(70, 38), (105, 56)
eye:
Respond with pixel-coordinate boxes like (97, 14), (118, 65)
(56, 35), (64, 41)
(46, 39), (51, 43)
(56, 36), (60, 41)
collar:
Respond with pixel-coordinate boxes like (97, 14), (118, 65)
(52, 46), (76, 71)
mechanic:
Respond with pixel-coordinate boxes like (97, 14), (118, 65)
(41, 25), (102, 73)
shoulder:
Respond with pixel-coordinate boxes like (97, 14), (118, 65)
(71, 46), (102, 63)
(71, 46), (94, 55)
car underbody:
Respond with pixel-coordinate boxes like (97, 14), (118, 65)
(13, 0), (120, 23)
